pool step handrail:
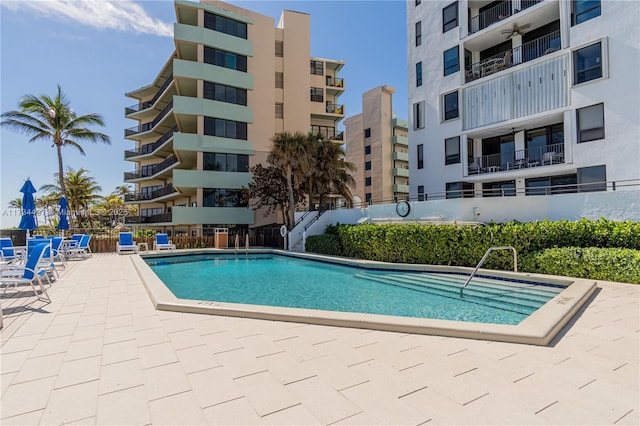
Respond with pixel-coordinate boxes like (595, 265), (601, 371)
(461, 246), (517, 296)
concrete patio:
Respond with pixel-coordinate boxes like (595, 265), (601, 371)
(1, 253), (638, 425)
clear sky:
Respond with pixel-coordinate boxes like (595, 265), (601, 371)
(0, 0), (407, 228)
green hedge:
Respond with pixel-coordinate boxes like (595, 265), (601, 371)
(305, 218), (640, 283)
(520, 247), (640, 284)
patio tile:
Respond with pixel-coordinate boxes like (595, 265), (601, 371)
(142, 361), (191, 401)
(0, 349), (30, 374)
(39, 380), (99, 425)
(54, 355), (102, 389)
(11, 352), (66, 384)
(168, 328), (204, 350)
(96, 385), (151, 426)
(0, 376), (56, 419)
(188, 367), (244, 408)
(28, 334), (73, 358)
(202, 397), (262, 425)
(233, 370), (300, 417)
(102, 338), (139, 365)
(40, 321), (78, 339)
(138, 341), (178, 369)
(65, 336), (104, 361)
(261, 403), (322, 425)
(135, 325), (169, 347)
(102, 324), (136, 344)
(176, 344), (221, 374)
(301, 354), (368, 391)
(0, 409), (44, 425)
(285, 375), (361, 424)
(71, 323), (105, 342)
(0, 333), (42, 354)
(98, 358), (145, 395)
(148, 391), (208, 425)
(1, 372), (16, 396)
(104, 313), (133, 329)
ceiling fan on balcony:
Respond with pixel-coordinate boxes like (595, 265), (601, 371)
(501, 23), (530, 39)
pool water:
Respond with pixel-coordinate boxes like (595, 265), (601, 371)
(145, 253), (563, 325)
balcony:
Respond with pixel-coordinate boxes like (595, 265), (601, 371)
(311, 125), (343, 141)
(465, 31), (560, 83)
(469, 0), (543, 35)
(125, 184), (177, 202)
(124, 100), (174, 137)
(124, 155), (178, 181)
(393, 151), (409, 162)
(124, 212), (172, 224)
(326, 77), (344, 88)
(468, 142), (565, 175)
(125, 75), (174, 116)
(325, 103), (344, 115)
(124, 126), (177, 159)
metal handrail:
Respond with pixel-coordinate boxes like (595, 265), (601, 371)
(460, 246), (517, 295)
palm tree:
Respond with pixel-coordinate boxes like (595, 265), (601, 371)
(40, 167), (103, 229)
(267, 131), (310, 229)
(8, 198), (22, 209)
(312, 139), (356, 209)
(1, 85), (110, 227)
(112, 185), (132, 199)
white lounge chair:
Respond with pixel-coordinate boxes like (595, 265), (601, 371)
(116, 232), (139, 255)
(154, 234), (176, 251)
(1, 242), (51, 302)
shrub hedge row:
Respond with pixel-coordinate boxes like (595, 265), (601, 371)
(305, 218), (640, 283)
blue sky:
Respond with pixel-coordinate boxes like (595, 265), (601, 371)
(0, 0), (407, 228)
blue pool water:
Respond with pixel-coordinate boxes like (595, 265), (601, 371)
(145, 253), (563, 325)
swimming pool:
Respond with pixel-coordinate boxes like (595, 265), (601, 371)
(132, 249), (597, 345)
(145, 253), (561, 326)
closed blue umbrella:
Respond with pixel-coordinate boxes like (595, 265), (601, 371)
(57, 196), (69, 233)
(18, 179), (37, 238)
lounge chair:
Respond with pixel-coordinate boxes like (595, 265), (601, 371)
(154, 234), (176, 251)
(0, 238), (22, 263)
(0, 242), (51, 302)
(116, 232), (139, 255)
(27, 238), (58, 280)
(67, 235), (92, 259)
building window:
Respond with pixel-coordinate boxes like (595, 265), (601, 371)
(365, 161), (372, 171)
(417, 144), (424, 169)
(364, 128), (371, 138)
(203, 117), (248, 140)
(365, 177), (372, 187)
(572, 0), (601, 26)
(365, 145), (371, 154)
(577, 103), (605, 143)
(275, 72), (284, 88)
(415, 0), (421, 5)
(275, 102), (284, 119)
(413, 101), (425, 129)
(416, 62), (423, 87)
(203, 82), (247, 106)
(442, 2), (458, 33)
(443, 91), (458, 121)
(526, 175), (577, 195)
(310, 60), (324, 75)
(417, 185), (425, 201)
(415, 21), (422, 46)
(482, 181), (516, 197)
(275, 40), (284, 57)
(366, 193), (372, 203)
(203, 188), (247, 207)
(204, 12), (247, 39)
(204, 153), (249, 172)
(443, 46), (459, 76)
(445, 136), (460, 165)
(573, 42), (602, 84)
(204, 46), (247, 72)
(446, 182), (474, 199)
(310, 87), (324, 102)
(577, 165), (606, 192)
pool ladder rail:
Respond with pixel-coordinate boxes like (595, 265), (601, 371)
(461, 246), (518, 296)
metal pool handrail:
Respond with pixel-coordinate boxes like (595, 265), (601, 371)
(461, 246), (518, 295)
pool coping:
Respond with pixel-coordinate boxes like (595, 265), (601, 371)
(131, 249), (598, 346)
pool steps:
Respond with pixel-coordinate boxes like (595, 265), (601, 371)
(354, 272), (562, 314)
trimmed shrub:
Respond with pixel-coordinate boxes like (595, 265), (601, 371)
(520, 247), (640, 284)
(304, 219), (640, 283)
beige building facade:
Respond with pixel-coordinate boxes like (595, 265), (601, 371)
(344, 85), (408, 205)
(123, 0), (344, 237)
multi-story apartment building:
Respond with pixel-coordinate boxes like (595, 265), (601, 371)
(124, 0), (345, 236)
(344, 85), (409, 205)
(407, 0), (639, 200)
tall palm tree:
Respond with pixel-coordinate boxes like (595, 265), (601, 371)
(313, 139), (356, 209)
(112, 185), (132, 199)
(8, 198), (22, 209)
(1, 85), (110, 227)
(40, 167), (103, 230)
(267, 131), (310, 229)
